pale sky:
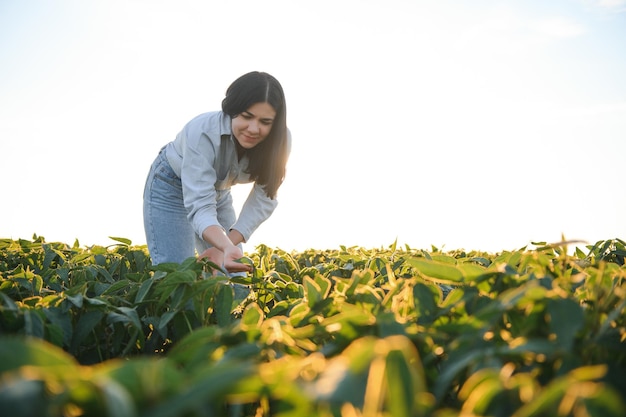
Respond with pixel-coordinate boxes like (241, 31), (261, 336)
(1, 0), (625, 253)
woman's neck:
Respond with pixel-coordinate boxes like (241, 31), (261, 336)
(234, 137), (246, 160)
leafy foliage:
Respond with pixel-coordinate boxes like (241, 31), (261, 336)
(1, 236), (625, 416)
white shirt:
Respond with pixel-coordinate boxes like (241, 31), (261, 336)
(164, 111), (287, 242)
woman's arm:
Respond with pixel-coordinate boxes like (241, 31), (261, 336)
(228, 229), (246, 245)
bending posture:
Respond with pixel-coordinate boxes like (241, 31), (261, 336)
(143, 71), (290, 272)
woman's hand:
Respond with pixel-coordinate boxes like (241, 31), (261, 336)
(222, 245), (252, 273)
(200, 225), (252, 274)
(198, 245), (252, 274)
(198, 247), (223, 270)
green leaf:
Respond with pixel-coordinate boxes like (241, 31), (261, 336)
(314, 274), (332, 299)
(303, 276), (322, 308)
(0, 337), (77, 374)
(98, 358), (184, 411)
(546, 297), (584, 350)
(43, 307), (73, 347)
(23, 308), (45, 338)
(457, 262), (487, 281)
(108, 307), (143, 332)
(461, 374), (505, 414)
(109, 236), (132, 246)
(0, 292), (18, 311)
(101, 279), (131, 295)
(413, 283), (438, 324)
(31, 274), (43, 295)
(433, 347), (488, 401)
(0, 379), (47, 416)
(512, 366), (615, 417)
(71, 310), (105, 352)
(96, 378), (136, 417)
(157, 310), (178, 337)
(64, 292), (84, 308)
(312, 338), (374, 406)
(167, 326), (221, 368)
(215, 283), (234, 326)
(385, 349), (416, 416)
(241, 303), (264, 329)
(406, 258), (464, 284)
(140, 361), (253, 417)
(159, 270), (198, 287)
(135, 278), (155, 304)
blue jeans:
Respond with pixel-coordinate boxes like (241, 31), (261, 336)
(143, 148), (237, 265)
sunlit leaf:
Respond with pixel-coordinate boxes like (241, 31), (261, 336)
(385, 345), (422, 416)
(241, 303), (264, 330)
(0, 337), (77, 374)
(108, 237), (132, 246)
(406, 258), (464, 284)
(303, 276), (322, 308)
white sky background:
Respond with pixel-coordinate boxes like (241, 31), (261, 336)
(1, 0), (625, 253)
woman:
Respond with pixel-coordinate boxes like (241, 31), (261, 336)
(143, 71), (290, 272)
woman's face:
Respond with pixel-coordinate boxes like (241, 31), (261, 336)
(232, 102), (276, 149)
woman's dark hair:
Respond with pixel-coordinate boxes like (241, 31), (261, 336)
(222, 71), (288, 200)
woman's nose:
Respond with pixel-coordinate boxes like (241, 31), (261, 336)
(248, 120), (259, 133)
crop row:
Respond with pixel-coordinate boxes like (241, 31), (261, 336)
(1, 236), (625, 416)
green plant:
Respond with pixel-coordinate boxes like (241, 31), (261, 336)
(1, 236), (624, 416)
